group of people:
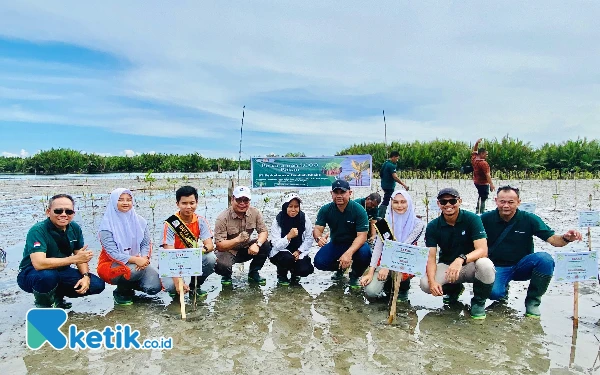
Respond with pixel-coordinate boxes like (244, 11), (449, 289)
(17, 149), (581, 321)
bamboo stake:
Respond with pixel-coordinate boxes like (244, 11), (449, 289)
(388, 272), (401, 324)
(179, 278), (186, 320)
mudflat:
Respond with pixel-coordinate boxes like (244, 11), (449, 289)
(1, 174), (599, 374)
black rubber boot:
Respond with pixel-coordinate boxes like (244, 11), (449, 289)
(33, 287), (58, 308)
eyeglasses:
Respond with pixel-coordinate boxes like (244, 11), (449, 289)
(53, 208), (75, 215)
(438, 198), (458, 206)
(235, 197), (250, 204)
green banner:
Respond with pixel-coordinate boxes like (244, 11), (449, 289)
(251, 155), (372, 189)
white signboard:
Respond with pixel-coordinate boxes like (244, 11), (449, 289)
(379, 240), (429, 277)
(158, 248), (203, 278)
(519, 202), (536, 214)
(578, 211), (600, 228)
(553, 251), (598, 283)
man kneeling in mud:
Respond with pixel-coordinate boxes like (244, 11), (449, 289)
(17, 194), (105, 308)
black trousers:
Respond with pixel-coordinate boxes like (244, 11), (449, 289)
(270, 251), (314, 277)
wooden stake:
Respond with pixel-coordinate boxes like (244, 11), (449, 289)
(387, 272), (401, 324)
(179, 278), (186, 320)
(573, 281), (579, 327)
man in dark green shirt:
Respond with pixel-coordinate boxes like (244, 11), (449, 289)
(419, 187), (496, 319)
(16, 194), (105, 308)
(354, 192), (381, 242)
(378, 151), (409, 217)
(313, 180), (371, 288)
(481, 185), (582, 317)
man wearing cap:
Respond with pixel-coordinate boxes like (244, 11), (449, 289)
(419, 187), (496, 319)
(471, 138), (495, 214)
(313, 180), (371, 288)
(378, 151), (409, 217)
(481, 185), (582, 317)
(214, 186), (271, 285)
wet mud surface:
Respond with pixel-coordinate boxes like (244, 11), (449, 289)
(0, 174), (599, 374)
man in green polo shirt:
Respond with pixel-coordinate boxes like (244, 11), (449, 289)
(16, 194), (105, 308)
(354, 192), (381, 243)
(313, 180), (371, 288)
(378, 151), (409, 217)
(481, 185), (582, 317)
(419, 187), (496, 319)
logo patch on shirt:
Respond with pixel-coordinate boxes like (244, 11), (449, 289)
(515, 231), (526, 234)
(461, 231), (466, 235)
(33, 241), (41, 248)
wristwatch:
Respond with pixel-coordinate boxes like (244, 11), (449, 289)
(81, 272), (90, 278)
(458, 254), (467, 266)
(256, 241), (263, 248)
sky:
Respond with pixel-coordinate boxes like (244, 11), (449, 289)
(0, 1), (598, 159)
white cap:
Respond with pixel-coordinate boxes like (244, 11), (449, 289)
(283, 192), (302, 204)
(233, 186), (252, 199)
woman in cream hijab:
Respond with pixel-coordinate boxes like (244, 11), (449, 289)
(360, 189), (424, 301)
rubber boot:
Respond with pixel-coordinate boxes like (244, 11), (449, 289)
(189, 275), (208, 298)
(442, 283), (465, 304)
(55, 291), (72, 309)
(248, 265), (266, 285)
(470, 279), (493, 319)
(33, 287), (58, 308)
(397, 278), (411, 302)
(277, 268), (290, 286)
(525, 270), (552, 318)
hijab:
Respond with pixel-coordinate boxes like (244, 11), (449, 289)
(276, 198), (306, 251)
(98, 188), (147, 256)
(386, 189), (418, 243)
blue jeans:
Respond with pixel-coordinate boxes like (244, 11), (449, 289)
(490, 252), (555, 300)
(314, 242), (372, 279)
(17, 265), (105, 297)
(110, 264), (162, 295)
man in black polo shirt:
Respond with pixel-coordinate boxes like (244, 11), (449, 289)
(313, 180), (371, 288)
(353, 192), (381, 243)
(17, 194), (105, 308)
(419, 187), (496, 319)
(481, 185), (582, 317)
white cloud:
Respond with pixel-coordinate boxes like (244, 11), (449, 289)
(0, 1), (598, 154)
(123, 149), (135, 157)
(1, 149), (29, 157)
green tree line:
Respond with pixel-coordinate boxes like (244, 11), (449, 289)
(0, 149), (250, 174)
(338, 136), (600, 179)
(1, 137), (600, 178)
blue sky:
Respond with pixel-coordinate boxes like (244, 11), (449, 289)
(0, 1), (598, 159)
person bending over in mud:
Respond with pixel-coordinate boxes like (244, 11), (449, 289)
(481, 185), (582, 318)
(17, 194), (105, 308)
(354, 192), (382, 244)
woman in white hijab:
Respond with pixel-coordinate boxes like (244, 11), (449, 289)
(360, 189), (424, 301)
(97, 188), (161, 305)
